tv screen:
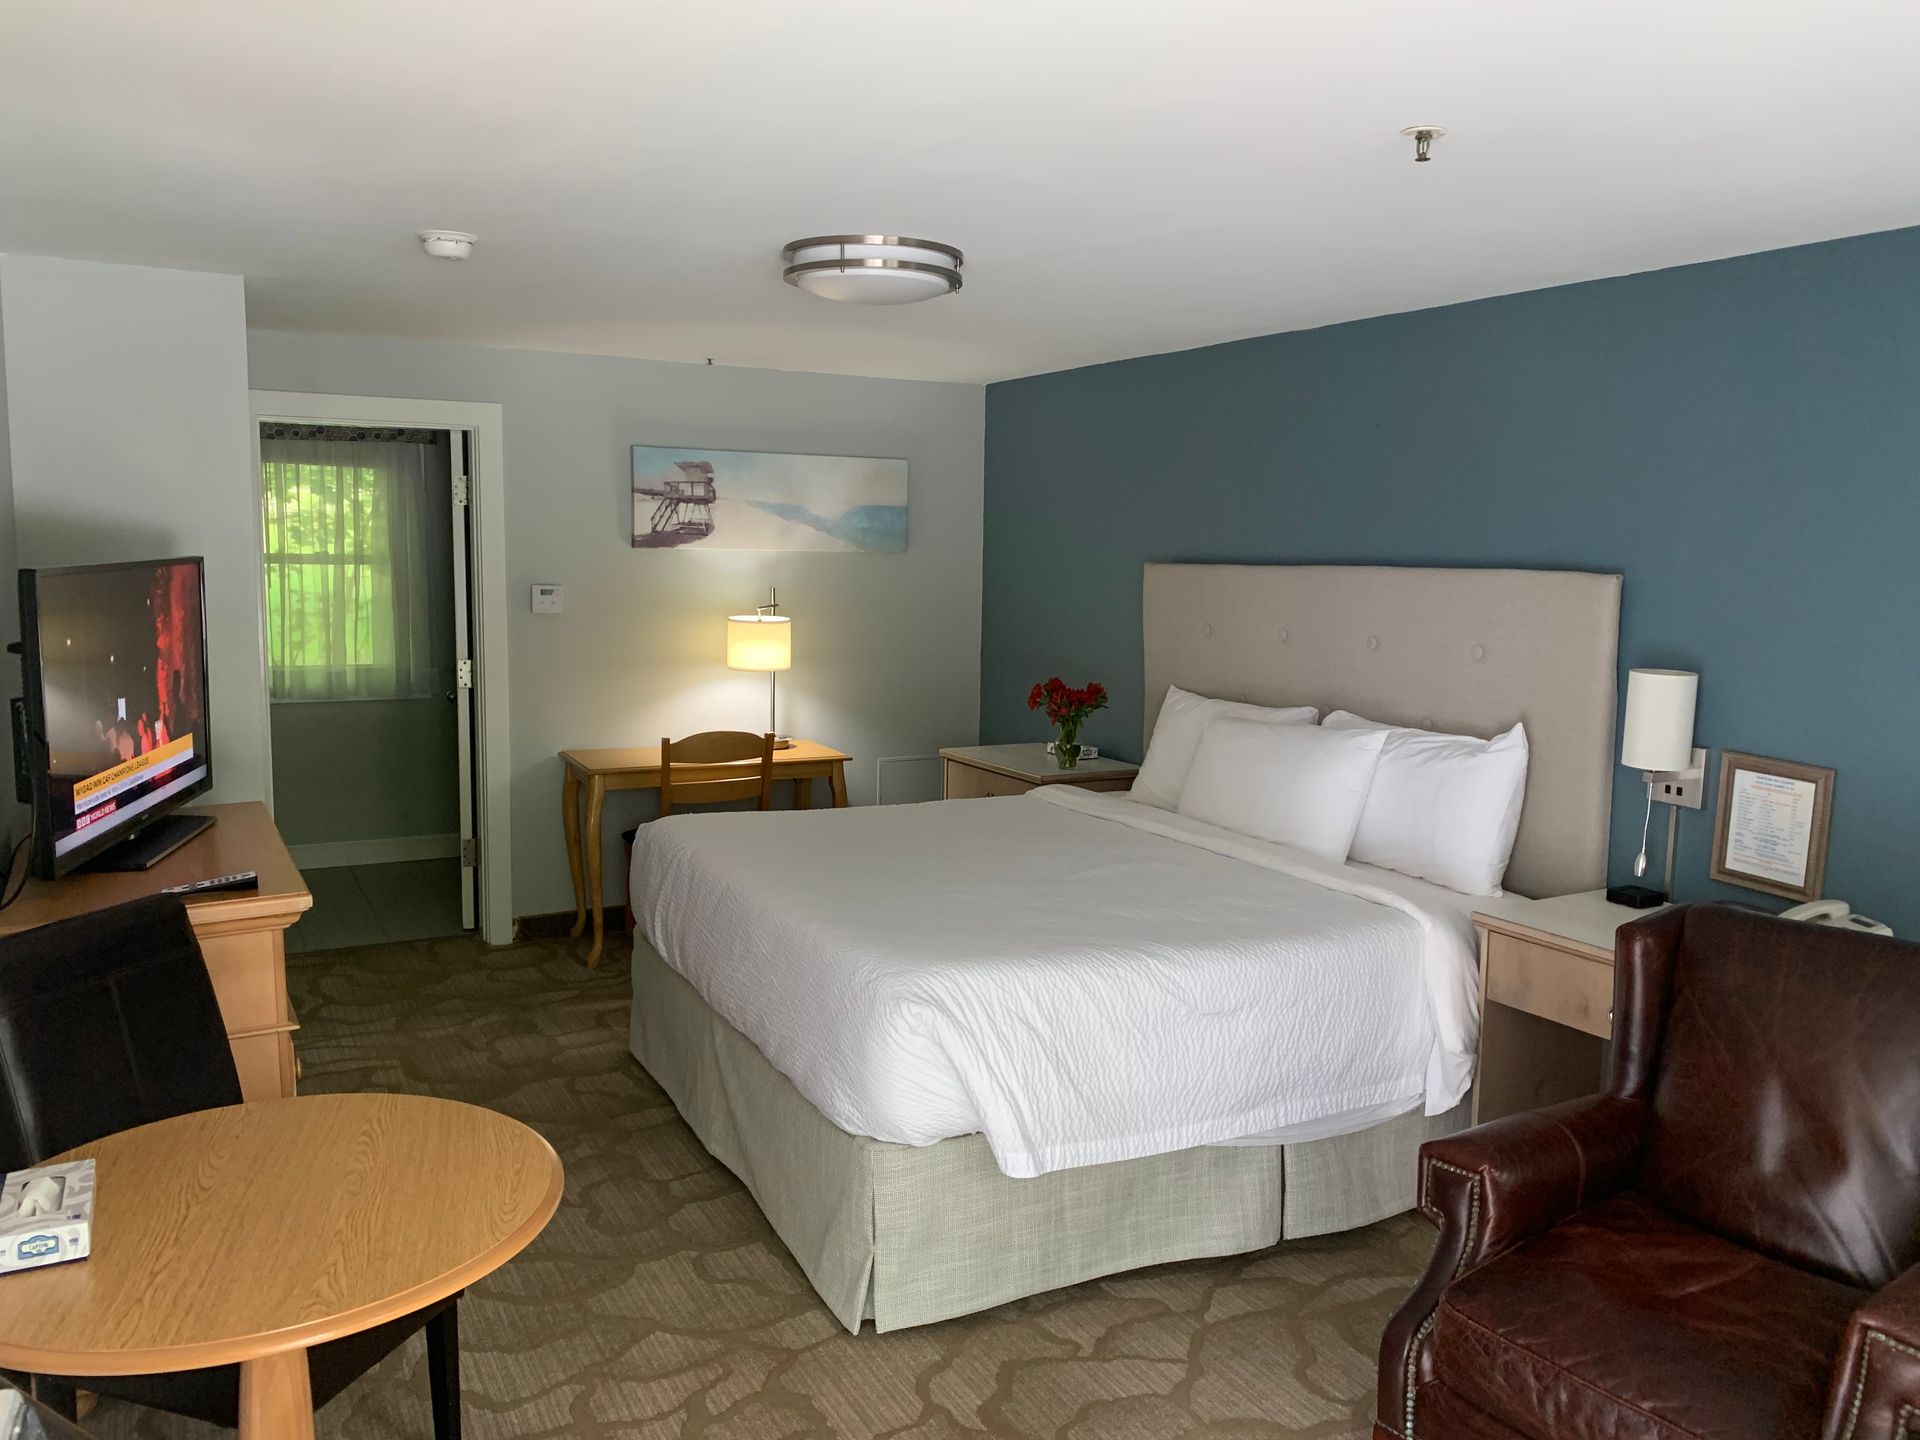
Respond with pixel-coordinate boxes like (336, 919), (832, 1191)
(19, 558), (214, 876)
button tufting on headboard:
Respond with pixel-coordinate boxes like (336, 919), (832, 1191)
(1366, 635), (1380, 650)
(1471, 644), (1486, 661)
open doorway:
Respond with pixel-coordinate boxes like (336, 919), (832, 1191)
(249, 393), (511, 946)
(258, 422), (473, 949)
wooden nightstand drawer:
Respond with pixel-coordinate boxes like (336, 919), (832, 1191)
(1485, 933), (1614, 1040)
(944, 760), (1034, 799)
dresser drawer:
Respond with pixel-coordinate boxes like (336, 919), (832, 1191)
(943, 760), (1035, 800)
(1485, 932), (1614, 1039)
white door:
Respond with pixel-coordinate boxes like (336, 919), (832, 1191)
(449, 431), (478, 929)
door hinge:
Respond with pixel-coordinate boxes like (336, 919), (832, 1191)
(452, 472), (471, 506)
(461, 837), (478, 866)
(456, 658), (474, 688)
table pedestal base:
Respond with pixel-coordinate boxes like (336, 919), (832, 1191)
(240, 1349), (315, 1440)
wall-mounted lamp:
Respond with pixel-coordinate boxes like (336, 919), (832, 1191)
(726, 586), (794, 749)
(1610, 668), (1704, 907)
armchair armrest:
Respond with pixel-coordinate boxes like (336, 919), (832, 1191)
(1418, 1091), (1647, 1269)
(1374, 1093), (1646, 1438)
(1822, 1263), (1920, 1440)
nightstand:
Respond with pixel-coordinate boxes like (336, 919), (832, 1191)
(939, 744), (1140, 799)
(1468, 890), (1667, 1124)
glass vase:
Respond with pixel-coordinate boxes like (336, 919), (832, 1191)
(1053, 723), (1081, 770)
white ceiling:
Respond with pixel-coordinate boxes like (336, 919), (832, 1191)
(3, 1), (1918, 384)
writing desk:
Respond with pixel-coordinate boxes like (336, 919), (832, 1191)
(560, 740), (850, 967)
(0, 1093), (562, 1440)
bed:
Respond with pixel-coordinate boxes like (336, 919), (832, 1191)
(628, 563), (1622, 1331)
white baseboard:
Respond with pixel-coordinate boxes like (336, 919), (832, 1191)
(288, 833), (461, 870)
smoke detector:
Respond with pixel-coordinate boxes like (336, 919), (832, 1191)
(418, 230), (476, 261)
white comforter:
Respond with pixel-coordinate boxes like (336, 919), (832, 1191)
(630, 787), (1481, 1179)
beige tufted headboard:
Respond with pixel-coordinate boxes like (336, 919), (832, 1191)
(1143, 564), (1622, 899)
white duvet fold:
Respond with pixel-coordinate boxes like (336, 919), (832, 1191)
(630, 788), (1480, 1179)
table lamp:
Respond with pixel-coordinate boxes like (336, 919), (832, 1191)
(1610, 667), (1699, 908)
(727, 586), (793, 749)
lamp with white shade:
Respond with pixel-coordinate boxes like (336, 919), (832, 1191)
(1612, 668), (1701, 907)
(726, 587), (794, 749)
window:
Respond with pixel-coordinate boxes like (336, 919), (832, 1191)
(261, 433), (448, 701)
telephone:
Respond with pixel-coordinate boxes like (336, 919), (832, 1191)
(1779, 899), (1894, 936)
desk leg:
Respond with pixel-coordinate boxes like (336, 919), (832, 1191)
(793, 777), (813, 810)
(239, 1349), (315, 1440)
(829, 761), (849, 808)
(584, 774), (607, 969)
(562, 769), (586, 939)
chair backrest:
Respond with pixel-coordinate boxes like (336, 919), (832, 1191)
(0, 893), (241, 1171)
(660, 731), (775, 817)
(1620, 904), (1920, 1289)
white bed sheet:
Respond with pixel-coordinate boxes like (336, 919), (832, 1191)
(630, 787), (1481, 1179)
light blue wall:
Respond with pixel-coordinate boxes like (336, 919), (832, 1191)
(982, 226), (1920, 933)
(270, 700), (460, 847)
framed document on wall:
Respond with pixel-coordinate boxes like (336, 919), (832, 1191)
(1709, 751), (1835, 902)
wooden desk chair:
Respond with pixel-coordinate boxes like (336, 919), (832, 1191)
(659, 730), (776, 817)
(621, 732), (776, 932)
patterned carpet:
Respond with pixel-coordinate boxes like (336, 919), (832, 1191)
(84, 934), (1430, 1440)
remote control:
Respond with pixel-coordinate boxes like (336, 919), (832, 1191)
(161, 870), (260, 896)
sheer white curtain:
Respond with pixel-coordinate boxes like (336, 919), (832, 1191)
(262, 436), (449, 701)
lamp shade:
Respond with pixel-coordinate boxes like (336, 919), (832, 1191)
(1620, 668), (1697, 771)
(726, 614), (791, 672)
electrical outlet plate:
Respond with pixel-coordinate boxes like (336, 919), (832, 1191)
(1645, 746), (1708, 810)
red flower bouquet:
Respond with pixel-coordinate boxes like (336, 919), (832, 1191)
(1026, 676), (1108, 769)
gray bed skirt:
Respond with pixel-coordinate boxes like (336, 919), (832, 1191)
(628, 937), (1470, 1332)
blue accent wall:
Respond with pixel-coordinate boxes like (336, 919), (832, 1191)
(982, 226), (1920, 932)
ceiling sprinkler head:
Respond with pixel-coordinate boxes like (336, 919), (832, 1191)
(1399, 126), (1446, 163)
(418, 230), (477, 261)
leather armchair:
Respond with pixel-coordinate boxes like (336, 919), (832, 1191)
(0, 894), (461, 1437)
(1376, 903), (1920, 1440)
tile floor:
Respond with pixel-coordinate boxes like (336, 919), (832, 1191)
(285, 858), (467, 952)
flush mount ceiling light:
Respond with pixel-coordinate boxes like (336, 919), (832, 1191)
(781, 235), (963, 305)
(418, 229), (476, 260)
(1399, 126), (1446, 163)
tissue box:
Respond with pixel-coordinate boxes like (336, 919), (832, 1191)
(0, 1159), (95, 1274)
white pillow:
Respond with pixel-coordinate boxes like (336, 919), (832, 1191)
(1322, 711), (1530, 896)
(1130, 685), (1319, 810)
(1176, 717), (1387, 862)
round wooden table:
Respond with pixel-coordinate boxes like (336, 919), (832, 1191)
(0, 1093), (564, 1439)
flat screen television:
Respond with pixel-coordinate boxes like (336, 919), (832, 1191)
(16, 557), (216, 877)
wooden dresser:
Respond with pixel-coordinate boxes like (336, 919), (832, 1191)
(0, 803), (312, 1100)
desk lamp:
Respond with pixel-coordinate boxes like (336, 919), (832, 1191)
(726, 587), (793, 749)
(1610, 668), (1700, 908)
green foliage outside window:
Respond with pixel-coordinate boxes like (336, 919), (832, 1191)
(262, 461), (397, 689)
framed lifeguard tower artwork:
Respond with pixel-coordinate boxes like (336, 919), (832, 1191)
(630, 445), (908, 551)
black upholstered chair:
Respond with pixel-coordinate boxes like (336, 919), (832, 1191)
(0, 894), (462, 1437)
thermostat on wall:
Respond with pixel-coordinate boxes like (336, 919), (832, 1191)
(531, 584), (564, 614)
